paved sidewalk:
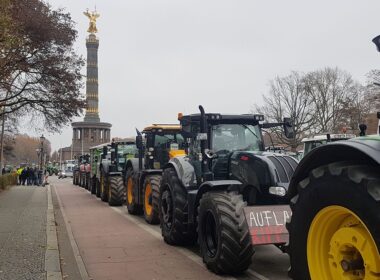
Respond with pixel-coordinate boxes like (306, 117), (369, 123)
(0, 186), (47, 280)
(53, 178), (225, 280)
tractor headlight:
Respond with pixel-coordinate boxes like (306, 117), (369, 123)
(269, 186), (286, 197)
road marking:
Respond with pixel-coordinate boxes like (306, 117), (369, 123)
(46, 185), (63, 280)
(53, 185), (90, 280)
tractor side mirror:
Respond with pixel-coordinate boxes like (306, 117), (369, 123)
(377, 112), (380, 119)
(136, 135), (143, 149)
(283, 118), (294, 139)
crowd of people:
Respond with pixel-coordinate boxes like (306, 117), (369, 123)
(16, 166), (45, 186)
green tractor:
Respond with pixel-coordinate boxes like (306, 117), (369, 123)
(89, 143), (107, 196)
(125, 124), (186, 224)
(159, 106), (297, 274)
(286, 113), (380, 279)
(98, 138), (137, 206)
(46, 163), (59, 176)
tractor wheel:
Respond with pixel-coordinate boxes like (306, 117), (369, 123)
(100, 171), (108, 202)
(85, 174), (89, 190)
(79, 173), (82, 187)
(72, 173), (76, 185)
(143, 175), (160, 224)
(95, 178), (101, 198)
(159, 167), (195, 245)
(108, 176), (124, 206)
(197, 191), (253, 274)
(125, 168), (142, 214)
(91, 176), (97, 195)
(288, 163), (380, 280)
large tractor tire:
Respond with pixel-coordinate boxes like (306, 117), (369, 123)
(143, 175), (160, 224)
(72, 173), (76, 185)
(159, 167), (196, 245)
(95, 178), (101, 198)
(197, 191), (253, 274)
(288, 163), (380, 280)
(125, 168), (142, 214)
(100, 171), (108, 202)
(90, 176), (97, 195)
(86, 173), (91, 191)
(108, 176), (124, 206)
(80, 173), (85, 188)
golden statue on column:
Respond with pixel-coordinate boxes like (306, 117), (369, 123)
(84, 9), (100, 34)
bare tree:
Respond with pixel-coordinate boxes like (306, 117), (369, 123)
(256, 71), (314, 151)
(364, 69), (380, 112)
(0, 0), (85, 132)
(304, 67), (356, 133)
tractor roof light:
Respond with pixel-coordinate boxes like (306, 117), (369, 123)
(209, 114), (221, 120)
(254, 114), (264, 121)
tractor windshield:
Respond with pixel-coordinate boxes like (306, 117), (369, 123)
(211, 124), (263, 153)
(154, 133), (185, 149)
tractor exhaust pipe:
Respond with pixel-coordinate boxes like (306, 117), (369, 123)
(198, 105), (213, 181)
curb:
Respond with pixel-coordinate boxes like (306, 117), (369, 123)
(46, 185), (63, 280)
(53, 184), (90, 280)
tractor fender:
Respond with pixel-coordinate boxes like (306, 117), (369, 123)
(101, 159), (109, 174)
(187, 180), (243, 225)
(163, 155), (197, 188)
(126, 158), (143, 173)
(288, 138), (380, 199)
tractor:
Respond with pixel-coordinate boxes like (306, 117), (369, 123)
(300, 133), (356, 158)
(159, 106), (297, 274)
(98, 138), (137, 206)
(125, 124), (186, 224)
(78, 154), (91, 189)
(73, 158), (80, 185)
(286, 112), (380, 280)
(89, 143), (107, 196)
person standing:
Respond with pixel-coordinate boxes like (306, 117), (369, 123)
(17, 167), (23, 185)
(21, 168), (27, 185)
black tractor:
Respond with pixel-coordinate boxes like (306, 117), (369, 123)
(125, 124), (186, 224)
(98, 139), (137, 206)
(159, 106), (297, 274)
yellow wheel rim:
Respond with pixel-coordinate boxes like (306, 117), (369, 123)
(307, 205), (380, 280)
(144, 182), (152, 216)
(127, 177), (133, 205)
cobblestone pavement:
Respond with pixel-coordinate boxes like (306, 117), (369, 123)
(0, 186), (47, 280)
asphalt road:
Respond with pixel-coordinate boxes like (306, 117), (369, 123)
(52, 176), (291, 280)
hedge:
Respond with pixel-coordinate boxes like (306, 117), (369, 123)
(0, 173), (18, 190)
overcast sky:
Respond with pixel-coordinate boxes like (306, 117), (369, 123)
(43, 0), (380, 152)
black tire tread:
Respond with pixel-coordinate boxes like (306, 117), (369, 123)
(143, 175), (161, 224)
(108, 176), (124, 206)
(197, 191), (253, 274)
(126, 168), (142, 214)
(159, 168), (195, 245)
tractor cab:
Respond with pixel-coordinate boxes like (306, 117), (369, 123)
(137, 124), (186, 170)
(301, 133), (356, 157)
(178, 107), (296, 189)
